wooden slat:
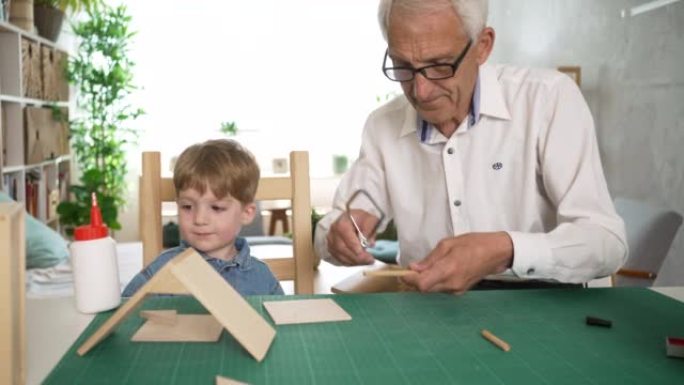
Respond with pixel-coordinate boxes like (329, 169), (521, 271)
(0, 203), (27, 385)
(256, 177), (292, 200)
(263, 258), (296, 281)
(290, 151), (314, 294)
(140, 152), (163, 267)
(160, 178), (175, 202)
(615, 268), (657, 280)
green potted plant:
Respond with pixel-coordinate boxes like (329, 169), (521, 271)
(220, 121), (238, 136)
(57, 4), (143, 236)
(33, 0), (101, 42)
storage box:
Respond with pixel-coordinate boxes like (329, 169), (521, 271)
(21, 38), (42, 99)
(41, 47), (69, 102)
(24, 106), (69, 164)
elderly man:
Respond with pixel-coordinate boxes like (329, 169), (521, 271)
(314, 0), (627, 293)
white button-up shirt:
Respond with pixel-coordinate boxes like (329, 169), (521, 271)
(315, 63), (627, 283)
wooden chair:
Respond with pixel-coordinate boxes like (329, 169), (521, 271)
(139, 151), (315, 294)
(612, 197), (683, 287)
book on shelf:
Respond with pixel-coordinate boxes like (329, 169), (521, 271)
(2, 173), (19, 200)
(25, 168), (42, 217)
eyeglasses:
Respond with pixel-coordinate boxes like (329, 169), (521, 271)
(382, 40), (472, 82)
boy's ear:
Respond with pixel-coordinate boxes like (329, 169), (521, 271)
(241, 202), (257, 225)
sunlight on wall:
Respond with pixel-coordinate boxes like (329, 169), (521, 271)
(124, 0), (400, 177)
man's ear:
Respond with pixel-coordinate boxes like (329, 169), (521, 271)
(476, 27), (495, 65)
(241, 202), (257, 225)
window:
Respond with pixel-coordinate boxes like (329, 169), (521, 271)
(126, 0), (400, 177)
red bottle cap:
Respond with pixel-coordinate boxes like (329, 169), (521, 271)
(74, 193), (109, 241)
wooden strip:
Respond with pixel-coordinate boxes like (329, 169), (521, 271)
(159, 178), (175, 202)
(615, 268), (656, 280)
(131, 314), (222, 342)
(363, 269), (412, 277)
(263, 258), (296, 281)
(139, 310), (177, 325)
(289, 151), (314, 294)
(140, 152), (163, 267)
(256, 177), (292, 200)
(481, 329), (511, 352)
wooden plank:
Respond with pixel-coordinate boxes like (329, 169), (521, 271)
(263, 299), (351, 325)
(170, 249), (276, 362)
(290, 151), (315, 294)
(263, 258), (295, 280)
(256, 177), (292, 200)
(139, 310), (178, 326)
(160, 178), (175, 202)
(131, 315), (222, 342)
(0, 202), (26, 385)
(140, 152), (163, 267)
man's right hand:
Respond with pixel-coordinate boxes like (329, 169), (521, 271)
(326, 209), (379, 265)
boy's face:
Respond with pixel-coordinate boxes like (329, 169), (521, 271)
(177, 188), (256, 260)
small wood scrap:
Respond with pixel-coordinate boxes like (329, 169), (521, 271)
(216, 375), (249, 385)
(132, 310), (222, 342)
(140, 310), (177, 325)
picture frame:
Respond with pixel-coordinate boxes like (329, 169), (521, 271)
(557, 66), (581, 87)
(272, 158), (288, 174)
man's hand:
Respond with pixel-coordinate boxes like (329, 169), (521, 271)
(326, 209), (379, 265)
(402, 232), (513, 293)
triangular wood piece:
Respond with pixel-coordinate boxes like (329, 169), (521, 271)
(76, 248), (276, 362)
(140, 310), (178, 325)
(132, 314), (222, 342)
(216, 375), (249, 385)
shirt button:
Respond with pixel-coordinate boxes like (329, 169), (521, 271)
(527, 268), (535, 275)
(453, 200), (461, 207)
(447, 147), (454, 155)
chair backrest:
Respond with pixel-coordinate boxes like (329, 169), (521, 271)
(613, 197), (683, 287)
(139, 151), (314, 294)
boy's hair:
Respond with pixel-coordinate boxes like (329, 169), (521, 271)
(173, 139), (260, 205)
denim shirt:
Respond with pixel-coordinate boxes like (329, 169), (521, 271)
(122, 237), (284, 297)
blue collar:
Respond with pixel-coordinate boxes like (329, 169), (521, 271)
(418, 73), (481, 143)
(179, 237), (251, 267)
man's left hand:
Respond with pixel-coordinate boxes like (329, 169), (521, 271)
(402, 232), (514, 294)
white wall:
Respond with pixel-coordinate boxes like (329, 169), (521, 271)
(488, 0), (684, 285)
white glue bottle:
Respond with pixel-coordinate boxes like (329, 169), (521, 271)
(70, 193), (121, 313)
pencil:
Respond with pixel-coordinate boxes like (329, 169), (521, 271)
(363, 269), (413, 277)
(481, 329), (511, 352)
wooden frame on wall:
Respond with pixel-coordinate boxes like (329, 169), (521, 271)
(558, 66), (582, 87)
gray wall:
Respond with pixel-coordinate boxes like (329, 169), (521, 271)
(488, 0), (684, 285)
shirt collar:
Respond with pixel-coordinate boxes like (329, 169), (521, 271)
(399, 63), (511, 139)
(478, 63), (511, 121)
(179, 237), (251, 267)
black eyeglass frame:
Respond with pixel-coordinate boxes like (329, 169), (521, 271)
(382, 39), (473, 82)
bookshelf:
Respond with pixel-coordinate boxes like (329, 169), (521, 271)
(0, 19), (71, 230)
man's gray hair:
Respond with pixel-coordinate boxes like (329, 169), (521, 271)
(378, 0), (488, 41)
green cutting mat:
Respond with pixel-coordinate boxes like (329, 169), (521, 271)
(44, 288), (684, 385)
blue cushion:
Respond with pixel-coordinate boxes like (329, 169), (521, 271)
(0, 191), (69, 268)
